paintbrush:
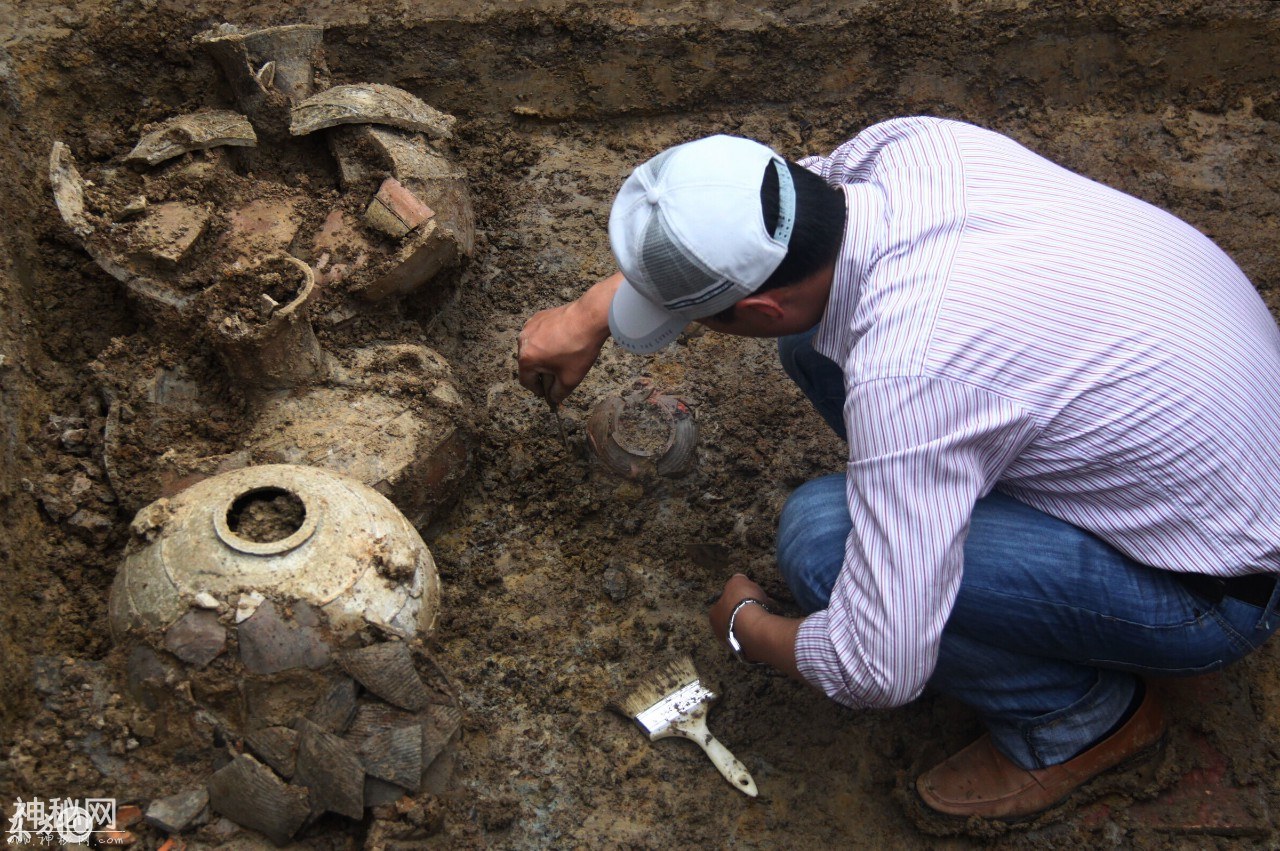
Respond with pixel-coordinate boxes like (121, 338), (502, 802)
(612, 655), (758, 797)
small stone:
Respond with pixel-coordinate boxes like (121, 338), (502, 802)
(37, 491), (75, 521)
(163, 610), (226, 668)
(192, 592), (220, 610)
(60, 427), (90, 448)
(115, 805), (143, 828)
(68, 473), (93, 499)
(234, 591), (265, 623)
(204, 817), (239, 840)
(145, 787), (209, 833)
(66, 509), (113, 541)
(119, 196), (148, 220)
(31, 655), (63, 696)
(602, 566), (629, 602)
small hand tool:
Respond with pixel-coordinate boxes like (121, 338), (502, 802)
(538, 372), (568, 448)
(612, 655), (758, 797)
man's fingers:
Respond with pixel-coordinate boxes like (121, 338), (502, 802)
(537, 373), (560, 403)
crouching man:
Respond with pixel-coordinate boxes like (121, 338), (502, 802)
(516, 116), (1280, 821)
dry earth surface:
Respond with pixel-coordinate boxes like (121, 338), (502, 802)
(2, 1), (1280, 848)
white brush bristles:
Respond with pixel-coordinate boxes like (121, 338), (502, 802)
(612, 655), (701, 719)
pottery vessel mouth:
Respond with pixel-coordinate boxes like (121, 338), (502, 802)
(214, 485), (319, 556)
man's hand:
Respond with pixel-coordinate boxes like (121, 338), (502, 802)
(709, 574), (774, 647)
(709, 573), (804, 680)
(516, 272), (623, 405)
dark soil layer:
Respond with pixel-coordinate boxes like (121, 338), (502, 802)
(2, 1), (1279, 848)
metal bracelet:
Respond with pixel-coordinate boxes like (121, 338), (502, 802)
(727, 597), (772, 664)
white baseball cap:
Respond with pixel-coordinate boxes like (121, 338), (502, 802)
(607, 135), (796, 353)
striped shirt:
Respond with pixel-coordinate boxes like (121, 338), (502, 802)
(793, 117), (1280, 710)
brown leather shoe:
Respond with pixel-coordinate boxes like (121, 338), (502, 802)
(916, 686), (1166, 820)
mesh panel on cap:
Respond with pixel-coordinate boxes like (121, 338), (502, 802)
(638, 208), (723, 309)
(643, 146), (678, 181)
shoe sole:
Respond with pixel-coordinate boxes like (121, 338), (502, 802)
(898, 733), (1171, 838)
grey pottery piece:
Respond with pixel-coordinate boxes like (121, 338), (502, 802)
(290, 83), (455, 140)
(126, 111), (257, 166)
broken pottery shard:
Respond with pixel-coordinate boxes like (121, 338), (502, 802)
(344, 701), (419, 744)
(362, 177), (435, 240)
(363, 777), (407, 808)
(355, 219), (458, 302)
(245, 725), (300, 778)
(376, 176), (433, 228)
(290, 84), (455, 140)
(207, 256), (329, 393)
(49, 144), (196, 316)
(125, 645), (175, 711)
(255, 60), (276, 90)
(163, 609), (226, 668)
(307, 677), (358, 733)
(336, 642), (431, 711)
(127, 202), (209, 269)
(144, 787), (209, 833)
(220, 196), (302, 261)
(49, 142), (93, 238)
(422, 703), (463, 767)
(237, 599), (330, 675)
(358, 725), (423, 792)
(206, 754), (309, 845)
(421, 727), (461, 795)
(294, 719), (365, 820)
(326, 124), (475, 255)
(194, 25), (325, 132)
(125, 111), (257, 167)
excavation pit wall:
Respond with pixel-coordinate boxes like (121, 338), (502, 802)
(3, 1), (1280, 847)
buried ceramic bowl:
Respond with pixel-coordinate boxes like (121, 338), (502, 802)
(586, 379), (698, 479)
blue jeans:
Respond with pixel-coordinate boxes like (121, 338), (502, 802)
(776, 328), (1280, 769)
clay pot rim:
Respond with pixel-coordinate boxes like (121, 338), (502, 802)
(213, 483), (319, 556)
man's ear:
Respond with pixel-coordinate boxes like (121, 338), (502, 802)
(735, 291), (786, 320)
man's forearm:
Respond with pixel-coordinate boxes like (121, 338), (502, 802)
(568, 271), (624, 341)
(733, 604), (805, 681)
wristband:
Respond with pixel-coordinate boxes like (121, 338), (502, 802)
(727, 597), (773, 664)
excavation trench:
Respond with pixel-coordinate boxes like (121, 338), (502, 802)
(2, 1), (1280, 848)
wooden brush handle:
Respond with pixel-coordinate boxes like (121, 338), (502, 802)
(671, 714), (758, 797)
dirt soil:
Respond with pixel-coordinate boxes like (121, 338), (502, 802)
(3, 1), (1280, 849)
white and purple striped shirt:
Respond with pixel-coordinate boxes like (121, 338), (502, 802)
(793, 117), (1280, 709)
